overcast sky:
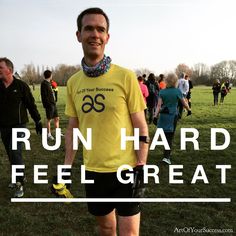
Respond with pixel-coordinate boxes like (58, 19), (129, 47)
(1, 0), (236, 74)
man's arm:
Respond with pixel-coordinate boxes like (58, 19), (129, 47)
(181, 98), (191, 111)
(22, 82), (41, 123)
(64, 117), (79, 165)
(130, 111), (149, 165)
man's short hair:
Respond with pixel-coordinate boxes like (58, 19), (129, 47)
(77, 7), (110, 32)
(44, 70), (52, 79)
(0, 57), (14, 72)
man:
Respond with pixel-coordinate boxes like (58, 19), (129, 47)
(177, 73), (189, 118)
(40, 70), (60, 140)
(0, 57), (42, 197)
(185, 75), (193, 108)
(212, 79), (221, 106)
(63, 8), (149, 235)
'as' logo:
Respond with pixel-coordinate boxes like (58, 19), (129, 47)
(82, 94), (105, 113)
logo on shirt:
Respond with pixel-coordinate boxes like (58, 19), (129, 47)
(82, 94), (105, 113)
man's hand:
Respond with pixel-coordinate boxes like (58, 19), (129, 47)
(132, 165), (146, 198)
(35, 121), (43, 135)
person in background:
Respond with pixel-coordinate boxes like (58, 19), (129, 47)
(185, 75), (193, 108)
(142, 73), (147, 83)
(177, 73), (189, 118)
(224, 80), (231, 92)
(146, 73), (159, 124)
(40, 70), (60, 141)
(138, 75), (149, 116)
(212, 79), (221, 105)
(0, 57), (42, 197)
(153, 73), (191, 165)
(51, 79), (58, 102)
(61, 7), (149, 236)
(220, 82), (228, 104)
(158, 74), (166, 90)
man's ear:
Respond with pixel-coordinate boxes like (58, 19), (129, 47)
(76, 31), (82, 42)
(105, 33), (110, 44)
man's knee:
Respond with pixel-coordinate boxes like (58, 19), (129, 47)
(98, 222), (116, 236)
(96, 212), (117, 236)
(118, 213), (140, 236)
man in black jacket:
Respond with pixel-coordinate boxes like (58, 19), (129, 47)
(40, 70), (60, 140)
(0, 57), (42, 197)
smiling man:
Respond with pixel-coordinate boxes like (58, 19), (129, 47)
(62, 7), (149, 236)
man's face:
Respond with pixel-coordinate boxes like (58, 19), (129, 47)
(76, 14), (110, 63)
(0, 61), (12, 80)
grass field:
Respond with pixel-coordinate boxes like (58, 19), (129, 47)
(0, 86), (235, 236)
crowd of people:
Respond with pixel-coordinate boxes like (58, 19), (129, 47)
(0, 6), (233, 236)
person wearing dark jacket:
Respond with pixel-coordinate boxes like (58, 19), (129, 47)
(40, 70), (60, 140)
(212, 79), (221, 105)
(146, 73), (159, 124)
(0, 57), (42, 198)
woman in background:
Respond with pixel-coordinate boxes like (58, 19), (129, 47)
(153, 73), (191, 164)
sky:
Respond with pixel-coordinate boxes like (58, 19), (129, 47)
(1, 0), (236, 74)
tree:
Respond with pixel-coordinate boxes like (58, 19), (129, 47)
(53, 64), (81, 86)
(191, 63), (210, 85)
(21, 64), (38, 85)
(20, 63), (81, 86)
(210, 60), (236, 85)
(175, 63), (193, 78)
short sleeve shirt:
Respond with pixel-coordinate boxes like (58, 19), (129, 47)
(65, 64), (146, 172)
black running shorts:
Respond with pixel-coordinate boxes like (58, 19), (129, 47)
(85, 170), (141, 217)
(45, 105), (58, 120)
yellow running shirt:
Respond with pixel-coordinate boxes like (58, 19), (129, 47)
(65, 64), (146, 172)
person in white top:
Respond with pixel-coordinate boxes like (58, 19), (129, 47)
(177, 73), (189, 118)
(178, 73), (189, 97)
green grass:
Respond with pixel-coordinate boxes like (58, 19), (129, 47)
(0, 86), (235, 235)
